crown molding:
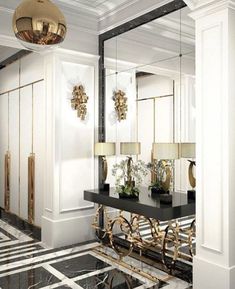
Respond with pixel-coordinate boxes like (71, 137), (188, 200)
(0, 34), (22, 49)
(0, 6), (13, 14)
(189, 0), (235, 19)
(99, 0), (171, 34)
(99, 0), (140, 20)
(54, 0), (98, 16)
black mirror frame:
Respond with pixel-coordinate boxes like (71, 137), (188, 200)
(98, 0), (187, 186)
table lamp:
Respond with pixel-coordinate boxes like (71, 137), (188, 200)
(180, 143), (196, 199)
(120, 142), (141, 188)
(152, 143), (179, 196)
(95, 142), (116, 191)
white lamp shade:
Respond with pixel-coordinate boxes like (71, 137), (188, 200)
(120, 142), (141, 155)
(94, 142), (116, 156)
(153, 143), (179, 160)
(180, 143), (196, 158)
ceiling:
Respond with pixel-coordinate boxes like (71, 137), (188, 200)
(104, 6), (195, 76)
(0, 46), (20, 63)
(56, 0), (136, 16)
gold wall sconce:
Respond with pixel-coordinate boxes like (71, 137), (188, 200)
(95, 142), (116, 191)
(113, 90), (128, 121)
(71, 85), (89, 120)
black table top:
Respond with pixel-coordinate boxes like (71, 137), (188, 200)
(84, 187), (195, 221)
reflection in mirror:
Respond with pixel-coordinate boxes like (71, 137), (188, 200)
(103, 7), (195, 196)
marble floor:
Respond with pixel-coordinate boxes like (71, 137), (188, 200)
(0, 219), (193, 289)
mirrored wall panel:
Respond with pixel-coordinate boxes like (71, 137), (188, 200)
(101, 6), (195, 196)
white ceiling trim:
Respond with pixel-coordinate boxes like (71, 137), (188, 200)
(99, 0), (172, 34)
(99, 0), (140, 20)
(55, 0), (98, 16)
(0, 6), (14, 14)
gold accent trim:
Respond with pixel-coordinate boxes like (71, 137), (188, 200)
(28, 153), (35, 224)
(4, 151), (11, 212)
(109, 212), (134, 259)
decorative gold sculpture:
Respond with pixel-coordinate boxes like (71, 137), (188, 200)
(113, 90), (128, 121)
(12, 0), (67, 50)
(28, 153), (35, 224)
(4, 151), (11, 212)
(71, 85), (89, 120)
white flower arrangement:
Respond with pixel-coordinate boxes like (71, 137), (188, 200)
(112, 159), (148, 196)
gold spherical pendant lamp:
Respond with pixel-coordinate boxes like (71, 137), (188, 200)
(12, 0), (67, 51)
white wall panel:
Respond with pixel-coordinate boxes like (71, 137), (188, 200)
(59, 61), (95, 213)
(20, 53), (44, 86)
(9, 90), (19, 215)
(0, 62), (19, 94)
(138, 75), (173, 100)
(0, 93), (8, 208)
(33, 81), (45, 226)
(155, 97), (174, 142)
(201, 24), (223, 252)
(19, 86), (32, 221)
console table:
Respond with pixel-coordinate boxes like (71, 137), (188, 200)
(84, 187), (195, 274)
(84, 187), (195, 221)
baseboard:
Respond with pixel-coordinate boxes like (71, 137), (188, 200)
(42, 210), (119, 248)
(194, 256), (235, 289)
(0, 207), (41, 240)
(42, 214), (96, 248)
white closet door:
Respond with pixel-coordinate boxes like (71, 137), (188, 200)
(20, 86), (32, 221)
(9, 91), (19, 215)
(155, 96), (174, 142)
(0, 93), (8, 208)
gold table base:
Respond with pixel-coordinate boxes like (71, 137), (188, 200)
(92, 205), (196, 272)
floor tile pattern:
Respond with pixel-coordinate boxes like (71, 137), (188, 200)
(0, 219), (193, 289)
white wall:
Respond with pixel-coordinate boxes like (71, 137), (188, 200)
(42, 51), (99, 247)
(0, 53), (45, 226)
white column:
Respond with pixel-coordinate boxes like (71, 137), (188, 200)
(42, 50), (99, 248)
(191, 1), (235, 288)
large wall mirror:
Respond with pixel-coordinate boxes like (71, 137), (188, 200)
(98, 0), (195, 196)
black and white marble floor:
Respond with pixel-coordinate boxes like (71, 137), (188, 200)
(0, 220), (193, 289)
